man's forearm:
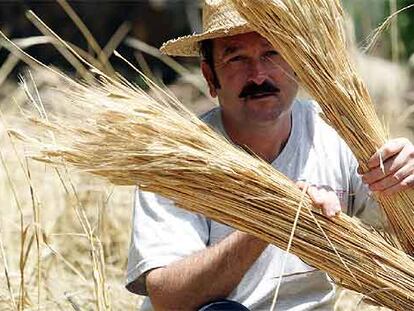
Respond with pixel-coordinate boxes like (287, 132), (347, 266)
(146, 231), (268, 311)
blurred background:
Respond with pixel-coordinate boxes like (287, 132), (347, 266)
(0, 0), (413, 310)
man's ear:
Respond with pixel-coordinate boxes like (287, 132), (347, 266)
(201, 61), (218, 98)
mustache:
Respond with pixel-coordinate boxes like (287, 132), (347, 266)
(239, 81), (280, 98)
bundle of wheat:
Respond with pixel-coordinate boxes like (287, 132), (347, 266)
(10, 70), (414, 309)
(229, 0), (414, 255)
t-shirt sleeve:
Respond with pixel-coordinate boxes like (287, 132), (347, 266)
(126, 188), (210, 295)
(348, 156), (388, 229)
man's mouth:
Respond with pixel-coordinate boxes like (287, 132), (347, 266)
(246, 92), (277, 100)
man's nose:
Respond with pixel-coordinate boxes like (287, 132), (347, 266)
(248, 59), (268, 85)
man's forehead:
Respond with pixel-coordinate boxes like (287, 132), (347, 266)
(214, 32), (273, 55)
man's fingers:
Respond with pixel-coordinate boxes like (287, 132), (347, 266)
(297, 182), (324, 205)
(368, 138), (409, 169)
(296, 182), (341, 218)
(307, 186), (324, 205)
(296, 181), (308, 190)
(322, 190), (341, 218)
(369, 162), (414, 192)
(363, 139), (414, 195)
(382, 175), (414, 196)
(363, 154), (400, 184)
(307, 187), (341, 218)
(363, 144), (412, 184)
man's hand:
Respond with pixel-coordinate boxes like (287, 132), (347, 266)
(361, 138), (414, 196)
(296, 181), (341, 218)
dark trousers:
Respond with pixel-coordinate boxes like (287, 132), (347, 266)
(198, 299), (250, 311)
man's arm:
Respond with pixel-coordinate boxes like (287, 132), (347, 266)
(130, 191), (340, 311)
(144, 231), (267, 311)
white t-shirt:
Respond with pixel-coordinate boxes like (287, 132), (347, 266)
(126, 99), (384, 310)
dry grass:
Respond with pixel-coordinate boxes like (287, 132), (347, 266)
(0, 113), (140, 310)
(0, 70), (398, 311)
(4, 57), (412, 310)
(229, 0), (414, 255)
(0, 6), (141, 308)
(0, 57), (411, 311)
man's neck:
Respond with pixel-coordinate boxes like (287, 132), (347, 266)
(222, 112), (292, 163)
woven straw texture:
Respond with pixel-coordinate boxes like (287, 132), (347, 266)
(160, 0), (250, 56)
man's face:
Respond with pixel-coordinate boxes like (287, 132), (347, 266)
(202, 32), (298, 127)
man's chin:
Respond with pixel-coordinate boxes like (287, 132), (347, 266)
(243, 107), (286, 123)
(243, 98), (287, 121)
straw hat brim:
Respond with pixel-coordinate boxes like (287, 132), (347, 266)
(160, 24), (252, 57)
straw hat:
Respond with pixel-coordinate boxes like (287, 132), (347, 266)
(160, 0), (252, 57)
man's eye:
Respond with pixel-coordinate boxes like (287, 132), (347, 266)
(229, 55), (244, 62)
(264, 51), (279, 58)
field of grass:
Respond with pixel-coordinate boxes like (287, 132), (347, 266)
(0, 96), (140, 309)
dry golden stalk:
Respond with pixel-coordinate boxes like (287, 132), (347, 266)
(229, 0), (414, 255)
(11, 73), (414, 310)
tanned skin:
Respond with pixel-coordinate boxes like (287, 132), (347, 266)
(145, 232), (267, 311)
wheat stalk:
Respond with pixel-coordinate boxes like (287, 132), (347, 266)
(229, 0), (414, 255)
(8, 71), (414, 309)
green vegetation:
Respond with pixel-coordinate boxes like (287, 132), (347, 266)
(343, 0), (414, 61)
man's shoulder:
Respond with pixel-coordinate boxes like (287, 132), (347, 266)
(199, 106), (221, 123)
(198, 106), (224, 134)
(292, 98), (355, 161)
(293, 98), (336, 134)
(293, 98), (322, 117)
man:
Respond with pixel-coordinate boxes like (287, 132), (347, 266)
(126, 1), (414, 310)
